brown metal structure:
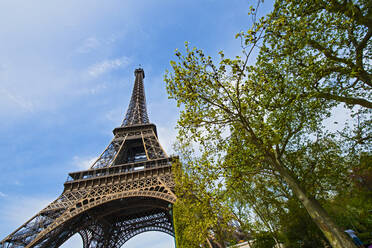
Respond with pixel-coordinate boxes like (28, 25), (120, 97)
(0, 68), (176, 248)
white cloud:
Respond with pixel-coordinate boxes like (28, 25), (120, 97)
(0, 192), (7, 198)
(0, 89), (34, 112)
(0, 196), (54, 234)
(73, 156), (98, 170)
(0, 60), (77, 115)
(105, 107), (124, 125)
(76, 37), (100, 53)
(106, 32), (126, 45)
(157, 125), (177, 156)
(13, 180), (22, 186)
(73, 83), (108, 96)
(87, 57), (131, 78)
(76, 32), (126, 54)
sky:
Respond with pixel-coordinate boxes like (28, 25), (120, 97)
(0, 0), (275, 247)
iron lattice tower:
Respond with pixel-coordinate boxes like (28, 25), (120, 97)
(0, 68), (177, 248)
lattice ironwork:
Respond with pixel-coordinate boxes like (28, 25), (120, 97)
(122, 68), (149, 127)
(90, 138), (125, 169)
(0, 69), (176, 248)
(142, 129), (167, 159)
(79, 207), (174, 248)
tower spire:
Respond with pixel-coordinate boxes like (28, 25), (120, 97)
(121, 68), (149, 126)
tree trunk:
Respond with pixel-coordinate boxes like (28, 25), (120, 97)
(206, 238), (213, 248)
(269, 153), (357, 248)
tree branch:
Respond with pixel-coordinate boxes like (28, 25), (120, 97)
(307, 39), (354, 68)
(314, 92), (372, 108)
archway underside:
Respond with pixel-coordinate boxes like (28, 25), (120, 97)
(32, 197), (174, 248)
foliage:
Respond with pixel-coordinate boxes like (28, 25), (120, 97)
(251, 232), (276, 248)
(172, 156), (239, 248)
(255, 0), (371, 149)
(279, 198), (329, 248)
(260, 0), (371, 108)
(166, 0), (371, 247)
(325, 154), (372, 244)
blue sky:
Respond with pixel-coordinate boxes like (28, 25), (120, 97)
(0, 0), (275, 247)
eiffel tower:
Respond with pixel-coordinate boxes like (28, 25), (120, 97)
(0, 68), (177, 248)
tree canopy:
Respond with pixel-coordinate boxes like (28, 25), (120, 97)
(166, 0), (371, 247)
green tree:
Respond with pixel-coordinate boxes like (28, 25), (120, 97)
(256, 0), (371, 148)
(279, 198), (327, 248)
(326, 154), (372, 244)
(166, 0), (370, 247)
(224, 130), (355, 247)
(172, 155), (238, 248)
(166, 43), (355, 247)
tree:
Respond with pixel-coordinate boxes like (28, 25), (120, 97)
(261, 0), (371, 107)
(278, 198), (327, 248)
(172, 155), (240, 248)
(256, 0), (371, 148)
(165, 1), (370, 247)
